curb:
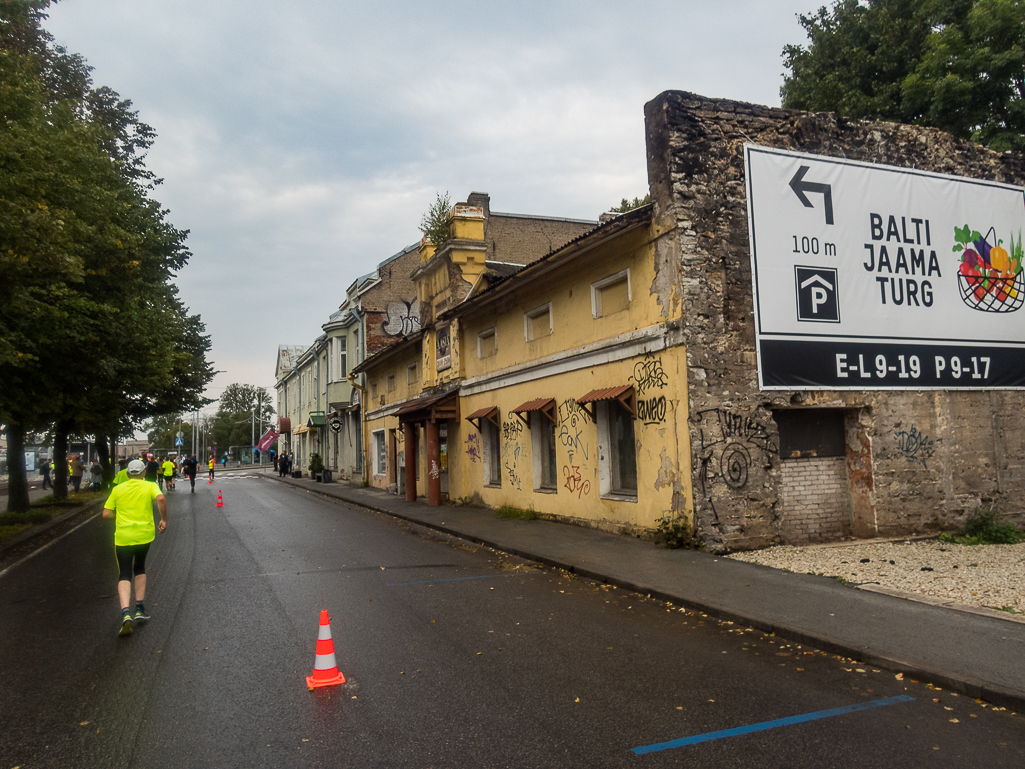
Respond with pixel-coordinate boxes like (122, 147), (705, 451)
(262, 474), (1025, 711)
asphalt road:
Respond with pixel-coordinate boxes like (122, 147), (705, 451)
(1, 474), (1022, 768)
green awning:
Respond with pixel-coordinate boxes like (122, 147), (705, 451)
(307, 413), (327, 427)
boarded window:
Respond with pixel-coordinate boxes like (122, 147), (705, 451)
(407, 363), (418, 384)
(386, 373), (396, 392)
(597, 277), (629, 316)
(525, 304), (552, 341)
(478, 328), (497, 358)
(774, 409), (845, 459)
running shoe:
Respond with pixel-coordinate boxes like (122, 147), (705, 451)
(134, 603), (150, 621)
(118, 611), (133, 637)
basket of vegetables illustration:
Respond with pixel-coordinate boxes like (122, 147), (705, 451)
(955, 225), (1024, 313)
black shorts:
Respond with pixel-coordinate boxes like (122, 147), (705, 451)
(115, 542), (151, 581)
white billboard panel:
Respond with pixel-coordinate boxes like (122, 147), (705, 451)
(745, 145), (1025, 389)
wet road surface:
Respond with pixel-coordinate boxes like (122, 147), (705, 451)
(1, 474), (1022, 767)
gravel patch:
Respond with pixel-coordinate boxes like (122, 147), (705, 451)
(726, 540), (1025, 614)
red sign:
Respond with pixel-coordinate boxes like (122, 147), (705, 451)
(257, 428), (279, 452)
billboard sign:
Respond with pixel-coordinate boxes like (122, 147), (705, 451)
(746, 145), (1025, 389)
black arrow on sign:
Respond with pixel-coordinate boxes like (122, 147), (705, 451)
(789, 165), (834, 225)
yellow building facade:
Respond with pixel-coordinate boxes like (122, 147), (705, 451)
(357, 202), (694, 537)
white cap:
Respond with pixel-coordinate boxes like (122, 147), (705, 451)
(127, 459), (146, 474)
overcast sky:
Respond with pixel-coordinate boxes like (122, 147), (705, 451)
(43, 0), (812, 411)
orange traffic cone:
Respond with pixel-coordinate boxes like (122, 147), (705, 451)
(306, 609), (346, 689)
(216, 490), (224, 507)
(207, 477), (213, 484)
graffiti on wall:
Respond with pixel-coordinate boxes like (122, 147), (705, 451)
(503, 415), (523, 441)
(696, 408), (777, 523)
(894, 425), (935, 469)
(464, 433), (481, 463)
(630, 353), (670, 394)
(503, 442), (522, 490)
(557, 399), (590, 460)
(562, 464), (591, 498)
(383, 299), (421, 337)
(637, 395), (667, 425)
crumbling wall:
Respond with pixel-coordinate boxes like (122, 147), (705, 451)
(645, 91), (1025, 551)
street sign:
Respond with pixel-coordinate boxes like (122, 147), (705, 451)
(745, 144), (1025, 390)
(176, 431), (184, 438)
(175, 438), (184, 446)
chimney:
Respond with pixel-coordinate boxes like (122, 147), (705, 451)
(466, 191), (490, 218)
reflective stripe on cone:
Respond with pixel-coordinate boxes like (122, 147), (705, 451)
(306, 609), (346, 689)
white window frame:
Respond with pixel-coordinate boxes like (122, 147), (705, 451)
(591, 269), (632, 318)
(336, 337), (347, 381)
(407, 362), (418, 385)
(597, 400), (638, 500)
(477, 327), (498, 359)
(523, 303), (552, 342)
(372, 429), (386, 476)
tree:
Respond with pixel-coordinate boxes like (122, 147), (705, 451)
(419, 191), (451, 245)
(0, 2), (213, 509)
(211, 384), (275, 458)
(608, 194), (651, 213)
(781, 0), (1025, 151)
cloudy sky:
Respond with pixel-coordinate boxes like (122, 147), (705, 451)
(44, 0), (812, 409)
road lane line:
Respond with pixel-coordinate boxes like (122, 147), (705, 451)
(0, 512), (102, 579)
(387, 574), (519, 587)
(630, 695), (916, 755)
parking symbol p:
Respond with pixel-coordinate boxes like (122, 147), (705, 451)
(795, 266), (840, 323)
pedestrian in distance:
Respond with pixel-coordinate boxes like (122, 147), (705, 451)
(101, 459), (167, 637)
(90, 461), (103, 491)
(161, 456), (176, 491)
(40, 458), (51, 490)
(183, 454), (198, 492)
(145, 455), (160, 484)
(70, 454), (84, 493)
(208, 455), (215, 481)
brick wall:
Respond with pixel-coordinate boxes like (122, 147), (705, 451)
(780, 457), (849, 543)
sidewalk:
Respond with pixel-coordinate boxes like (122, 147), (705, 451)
(264, 471), (1025, 710)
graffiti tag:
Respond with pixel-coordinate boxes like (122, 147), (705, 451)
(503, 417), (523, 441)
(464, 433), (481, 463)
(630, 353), (669, 394)
(637, 395), (667, 425)
(562, 465), (591, 498)
(504, 442), (522, 489)
(383, 299), (421, 337)
(429, 460), (440, 480)
(696, 408), (777, 524)
(894, 426), (935, 469)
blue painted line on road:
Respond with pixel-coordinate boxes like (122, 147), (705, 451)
(631, 695), (915, 755)
(387, 574), (519, 587)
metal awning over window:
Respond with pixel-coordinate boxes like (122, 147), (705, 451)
(307, 412), (327, 428)
(575, 385), (636, 422)
(465, 406), (500, 431)
(511, 398), (556, 426)
(397, 388), (460, 423)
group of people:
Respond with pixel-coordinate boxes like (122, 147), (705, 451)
(275, 452), (294, 477)
(38, 455), (106, 493)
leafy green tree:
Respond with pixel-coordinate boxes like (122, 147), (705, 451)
(419, 191), (451, 245)
(608, 194), (651, 213)
(0, 2), (212, 509)
(210, 384), (275, 458)
(782, 0), (1025, 151)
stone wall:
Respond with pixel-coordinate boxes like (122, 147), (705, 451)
(644, 91), (1025, 551)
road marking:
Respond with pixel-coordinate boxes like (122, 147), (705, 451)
(387, 574), (518, 587)
(631, 695), (915, 755)
(0, 512), (101, 580)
